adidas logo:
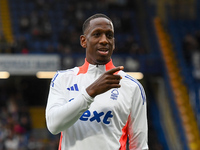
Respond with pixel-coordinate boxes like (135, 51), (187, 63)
(67, 84), (79, 91)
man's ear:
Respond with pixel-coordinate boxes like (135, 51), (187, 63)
(80, 35), (87, 48)
(113, 38), (115, 50)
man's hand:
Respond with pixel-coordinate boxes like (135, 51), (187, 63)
(86, 66), (124, 98)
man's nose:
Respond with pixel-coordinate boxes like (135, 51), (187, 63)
(99, 34), (108, 44)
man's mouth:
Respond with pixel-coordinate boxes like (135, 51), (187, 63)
(97, 49), (109, 55)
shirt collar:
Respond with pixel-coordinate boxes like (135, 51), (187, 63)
(77, 58), (115, 75)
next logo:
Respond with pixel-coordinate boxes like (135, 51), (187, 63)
(80, 110), (113, 124)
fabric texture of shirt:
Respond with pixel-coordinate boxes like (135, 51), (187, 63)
(45, 59), (148, 150)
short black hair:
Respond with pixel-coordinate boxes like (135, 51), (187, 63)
(82, 13), (113, 34)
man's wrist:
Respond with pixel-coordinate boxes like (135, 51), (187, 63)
(86, 87), (96, 98)
(81, 87), (94, 104)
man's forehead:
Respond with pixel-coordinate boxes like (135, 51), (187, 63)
(90, 17), (113, 26)
(86, 17), (114, 33)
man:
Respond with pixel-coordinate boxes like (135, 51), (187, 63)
(45, 13), (148, 150)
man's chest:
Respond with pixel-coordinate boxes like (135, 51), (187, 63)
(64, 75), (132, 126)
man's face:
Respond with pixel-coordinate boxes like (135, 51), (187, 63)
(80, 17), (115, 65)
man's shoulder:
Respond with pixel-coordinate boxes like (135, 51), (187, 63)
(119, 70), (143, 88)
(50, 67), (79, 87)
(55, 67), (79, 77)
(51, 67), (79, 81)
(119, 71), (146, 102)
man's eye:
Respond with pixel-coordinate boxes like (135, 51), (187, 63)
(107, 33), (114, 39)
(93, 33), (100, 37)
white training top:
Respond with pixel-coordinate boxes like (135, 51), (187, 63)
(45, 59), (148, 150)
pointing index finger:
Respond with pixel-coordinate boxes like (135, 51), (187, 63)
(106, 66), (124, 75)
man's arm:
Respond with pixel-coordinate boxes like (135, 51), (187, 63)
(45, 72), (93, 135)
(128, 84), (148, 150)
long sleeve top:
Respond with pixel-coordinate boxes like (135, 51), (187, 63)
(45, 59), (148, 150)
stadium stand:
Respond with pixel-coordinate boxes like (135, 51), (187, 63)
(150, 0), (200, 149)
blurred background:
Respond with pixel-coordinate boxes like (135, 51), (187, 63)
(0, 0), (200, 149)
